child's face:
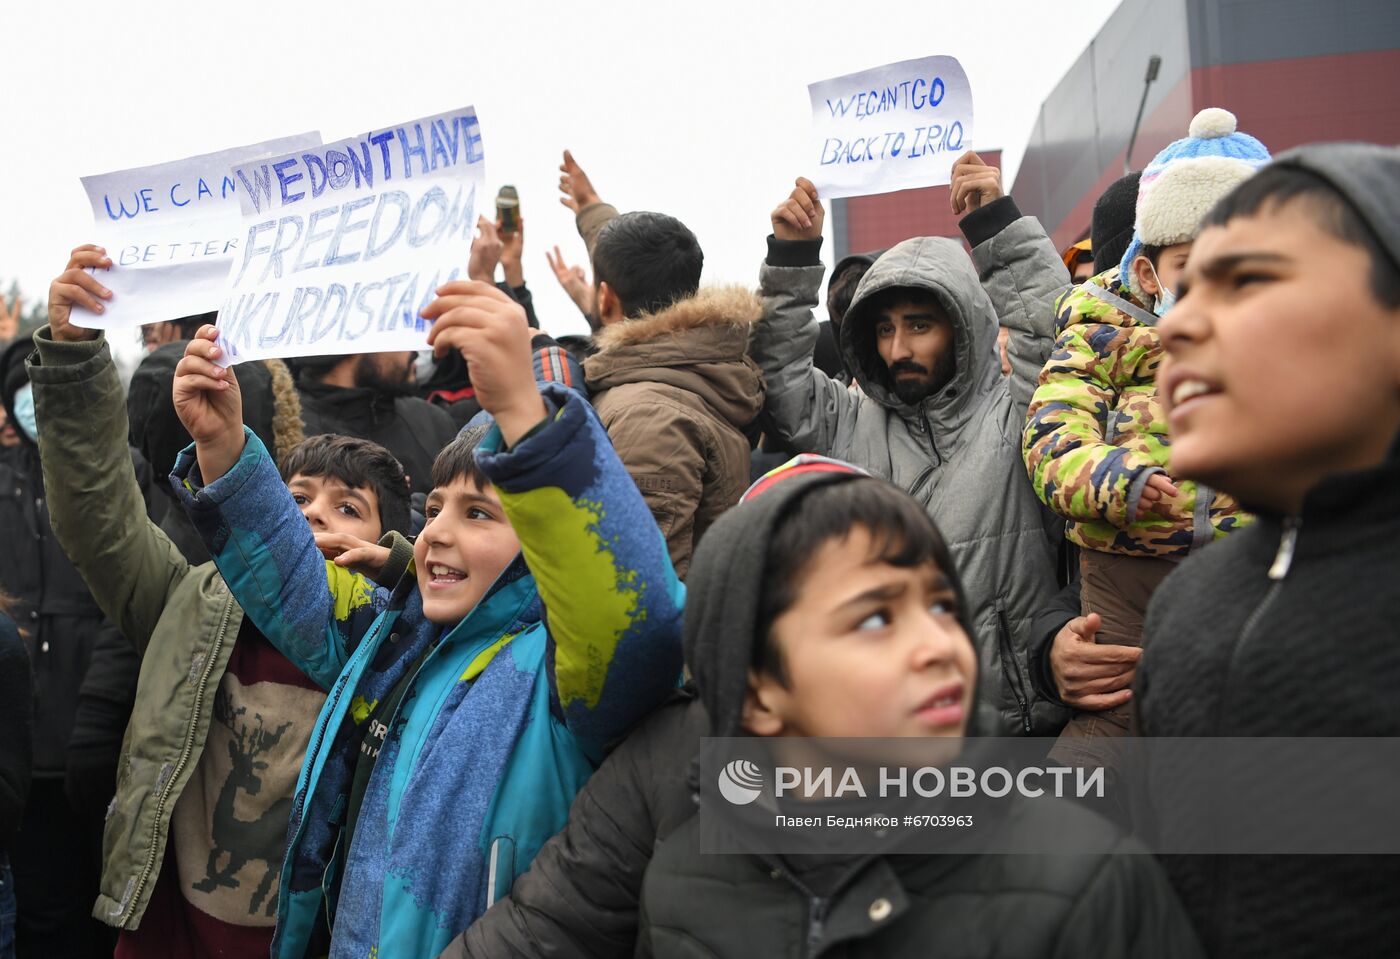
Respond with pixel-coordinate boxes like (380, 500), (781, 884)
(1161, 201), (1400, 512)
(414, 476), (522, 625)
(288, 474), (382, 542)
(1133, 242), (1192, 304)
(743, 527), (976, 739)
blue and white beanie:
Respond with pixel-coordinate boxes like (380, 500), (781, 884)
(1120, 108), (1272, 297)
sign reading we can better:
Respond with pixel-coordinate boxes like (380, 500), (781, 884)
(807, 55), (974, 200)
(215, 106), (485, 366)
(74, 133), (322, 330)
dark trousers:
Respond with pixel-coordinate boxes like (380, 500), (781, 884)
(11, 779), (114, 959)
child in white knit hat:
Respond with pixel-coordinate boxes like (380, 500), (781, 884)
(1021, 109), (1271, 773)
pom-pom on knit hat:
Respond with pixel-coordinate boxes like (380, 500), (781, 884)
(1120, 108), (1272, 297)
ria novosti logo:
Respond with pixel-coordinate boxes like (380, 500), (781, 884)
(717, 759), (765, 805)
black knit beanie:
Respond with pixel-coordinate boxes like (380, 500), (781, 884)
(1092, 171), (1142, 275)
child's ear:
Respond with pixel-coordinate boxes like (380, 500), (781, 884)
(1133, 255), (1161, 297)
(741, 668), (785, 737)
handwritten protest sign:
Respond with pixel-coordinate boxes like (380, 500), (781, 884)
(807, 56), (974, 200)
(214, 106), (484, 366)
(74, 133), (322, 329)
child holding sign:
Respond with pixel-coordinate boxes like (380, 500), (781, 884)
(167, 283), (684, 959)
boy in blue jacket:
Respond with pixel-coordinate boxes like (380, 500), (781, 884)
(168, 280), (684, 959)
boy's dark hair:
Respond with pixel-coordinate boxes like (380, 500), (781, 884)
(1139, 244), (1166, 269)
(592, 211), (703, 318)
(752, 478), (969, 684)
(429, 424), (493, 492)
(278, 434), (411, 536)
(1204, 163), (1400, 308)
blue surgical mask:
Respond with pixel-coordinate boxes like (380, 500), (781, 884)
(1147, 263), (1177, 318)
(12, 383), (36, 441)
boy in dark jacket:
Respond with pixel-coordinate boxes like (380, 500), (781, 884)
(1139, 143), (1400, 957)
(449, 457), (1201, 958)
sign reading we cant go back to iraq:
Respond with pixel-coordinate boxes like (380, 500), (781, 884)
(214, 106), (485, 366)
(807, 55), (974, 200)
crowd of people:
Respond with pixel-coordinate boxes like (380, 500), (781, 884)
(0, 106), (1396, 959)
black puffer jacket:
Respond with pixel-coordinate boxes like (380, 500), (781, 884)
(1137, 427), (1400, 958)
(0, 612), (33, 847)
(298, 375), (457, 495)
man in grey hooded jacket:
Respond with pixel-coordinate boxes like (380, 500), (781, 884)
(755, 158), (1074, 736)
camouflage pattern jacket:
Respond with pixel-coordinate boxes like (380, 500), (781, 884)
(1023, 268), (1248, 557)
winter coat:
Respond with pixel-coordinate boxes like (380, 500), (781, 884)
(26, 332), (413, 931)
(27, 331), (255, 927)
(63, 620), (140, 823)
(443, 693), (704, 958)
(586, 287), (765, 579)
(1024, 268), (1249, 557)
(297, 377), (458, 495)
(638, 798), (1202, 959)
(174, 382), (685, 959)
(752, 197), (1070, 736)
(1136, 428), (1400, 957)
(0, 440), (111, 778)
(0, 613), (32, 848)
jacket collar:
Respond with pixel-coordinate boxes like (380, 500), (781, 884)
(591, 285), (762, 353)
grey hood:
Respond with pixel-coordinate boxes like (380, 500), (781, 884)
(1268, 143), (1400, 272)
(839, 237), (1002, 434)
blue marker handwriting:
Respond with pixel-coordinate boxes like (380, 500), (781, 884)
(825, 76), (946, 119)
(236, 113), (483, 215)
(102, 176), (239, 221)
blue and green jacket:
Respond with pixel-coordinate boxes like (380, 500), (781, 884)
(171, 383), (685, 959)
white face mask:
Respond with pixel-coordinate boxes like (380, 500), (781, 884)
(1147, 262), (1177, 318)
(413, 349), (439, 384)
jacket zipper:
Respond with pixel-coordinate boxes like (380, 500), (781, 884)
(909, 411), (943, 499)
(1208, 516), (1299, 951)
(996, 605), (1033, 733)
(316, 623), (439, 939)
(805, 895), (829, 957)
(122, 591), (235, 926)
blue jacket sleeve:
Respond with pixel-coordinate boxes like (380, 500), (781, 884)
(477, 384), (685, 762)
(170, 429), (388, 690)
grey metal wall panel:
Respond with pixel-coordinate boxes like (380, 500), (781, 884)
(1188, 0), (1400, 67)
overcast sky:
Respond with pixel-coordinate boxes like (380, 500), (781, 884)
(1, 0), (1119, 344)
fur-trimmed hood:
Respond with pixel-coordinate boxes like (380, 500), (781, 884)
(585, 285), (765, 430)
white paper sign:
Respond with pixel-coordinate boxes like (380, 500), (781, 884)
(74, 133), (322, 329)
(215, 106), (484, 366)
(807, 56), (974, 200)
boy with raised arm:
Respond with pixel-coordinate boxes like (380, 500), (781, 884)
(28, 245), (414, 957)
(168, 280), (684, 959)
